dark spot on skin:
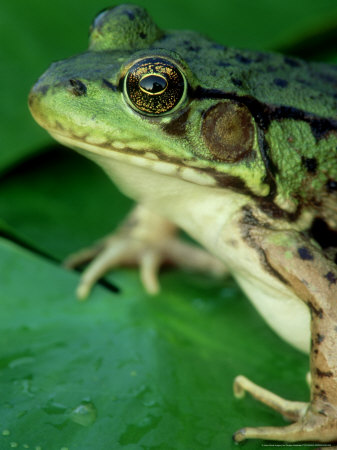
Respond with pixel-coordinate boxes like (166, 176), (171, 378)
(284, 57), (300, 67)
(228, 239), (238, 247)
(324, 271), (337, 285)
(187, 45), (201, 52)
(217, 61), (231, 68)
(253, 53), (269, 63)
(310, 218), (337, 249)
(54, 120), (64, 131)
(266, 65), (277, 73)
(231, 78), (243, 87)
(68, 79), (87, 96)
(317, 389), (328, 402)
(241, 207), (262, 227)
(298, 247), (314, 260)
(201, 101), (255, 163)
(310, 118), (337, 140)
(314, 349), (319, 354)
(301, 156), (317, 174)
(308, 301), (323, 318)
(102, 79), (118, 91)
(274, 78), (288, 88)
(318, 409), (328, 416)
(139, 32), (147, 39)
(318, 72), (337, 84)
(296, 78), (312, 87)
(316, 368), (333, 377)
(212, 43), (226, 50)
(162, 108), (190, 137)
(32, 83), (49, 96)
(327, 179), (337, 192)
(207, 173), (250, 192)
(124, 9), (135, 20)
(315, 333), (325, 344)
(235, 54), (252, 64)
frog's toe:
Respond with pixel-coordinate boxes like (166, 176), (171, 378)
(233, 375), (308, 421)
(139, 248), (161, 294)
(232, 422), (309, 442)
(74, 237), (134, 300)
(233, 411), (337, 443)
(63, 242), (103, 269)
(232, 422), (306, 442)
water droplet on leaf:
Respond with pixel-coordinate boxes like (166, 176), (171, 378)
(69, 401), (97, 427)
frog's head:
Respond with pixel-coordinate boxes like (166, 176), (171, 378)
(29, 4), (271, 197)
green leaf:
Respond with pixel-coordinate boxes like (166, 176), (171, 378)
(0, 149), (132, 259)
(0, 238), (309, 450)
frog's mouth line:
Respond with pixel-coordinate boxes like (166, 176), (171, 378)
(49, 130), (219, 188)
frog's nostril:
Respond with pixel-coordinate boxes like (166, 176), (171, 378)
(68, 79), (87, 96)
(28, 91), (35, 109)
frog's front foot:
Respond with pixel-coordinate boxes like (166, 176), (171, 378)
(233, 375), (337, 443)
(64, 205), (227, 299)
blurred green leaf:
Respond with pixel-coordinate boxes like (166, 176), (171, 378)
(0, 148), (132, 259)
(0, 238), (309, 450)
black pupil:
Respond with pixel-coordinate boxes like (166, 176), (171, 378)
(139, 75), (167, 94)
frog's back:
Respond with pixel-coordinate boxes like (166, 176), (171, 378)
(157, 31), (337, 119)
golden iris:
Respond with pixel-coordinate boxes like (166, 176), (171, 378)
(124, 57), (186, 115)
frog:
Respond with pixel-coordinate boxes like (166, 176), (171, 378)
(28, 4), (337, 444)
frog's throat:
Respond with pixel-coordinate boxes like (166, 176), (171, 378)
(49, 131), (218, 187)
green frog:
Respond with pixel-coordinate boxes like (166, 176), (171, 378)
(29, 4), (337, 444)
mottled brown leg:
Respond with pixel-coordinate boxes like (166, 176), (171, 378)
(233, 228), (337, 443)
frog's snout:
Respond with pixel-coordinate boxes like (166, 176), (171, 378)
(28, 84), (45, 127)
(28, 62), (84, 131)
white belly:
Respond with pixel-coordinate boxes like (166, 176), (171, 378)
(234, 274), (310, 353)
(83, 152), (311, 354)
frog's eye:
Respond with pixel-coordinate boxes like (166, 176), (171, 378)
(123, 57), (187, 115)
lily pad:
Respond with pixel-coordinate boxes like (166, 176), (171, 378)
(0, 238), (309, 450)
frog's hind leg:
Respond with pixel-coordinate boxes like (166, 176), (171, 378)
(233, 375), (308, 421)
(233, 225), (337, 443)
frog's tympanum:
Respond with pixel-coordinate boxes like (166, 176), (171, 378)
(29, 4), (337, 444)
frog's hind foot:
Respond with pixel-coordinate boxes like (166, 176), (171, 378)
(233, 375), (337, 443)
(64, 205), (227, 300)
(233, 375), (308, 421)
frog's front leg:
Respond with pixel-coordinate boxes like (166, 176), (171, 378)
(233, 227), (337, 443)
(64, 204), (227, 299)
